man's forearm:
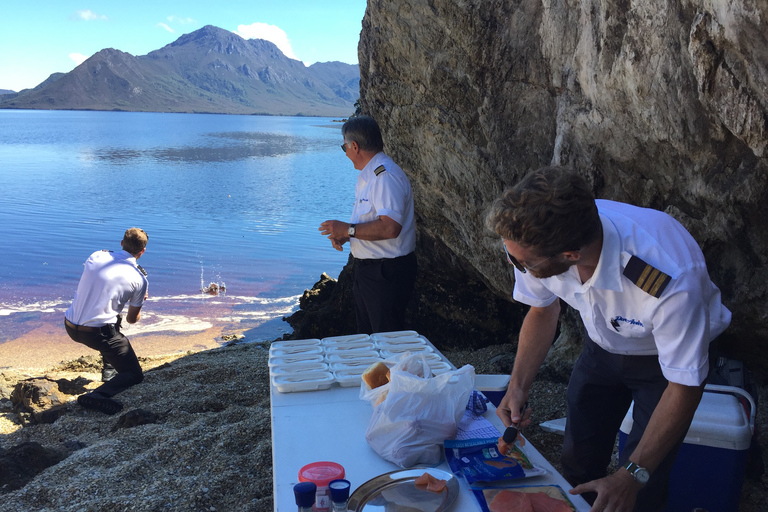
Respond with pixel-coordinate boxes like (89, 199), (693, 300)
(626, 381), (704, 473)
(509, 300), (561, 391)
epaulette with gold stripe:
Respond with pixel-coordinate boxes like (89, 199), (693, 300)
(374, 165), (387, 176)
(623, 256), (671, 298)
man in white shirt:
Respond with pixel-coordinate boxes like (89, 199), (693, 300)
(486, 167), (731, 511)
(64, 228), (149, 415)
(319, 115), (417, 334)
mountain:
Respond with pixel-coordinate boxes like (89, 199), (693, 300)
(0, 25), (359, 116)
(0, 89), (15, 95)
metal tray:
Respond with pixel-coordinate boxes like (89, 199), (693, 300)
(347, 468), (459, 512)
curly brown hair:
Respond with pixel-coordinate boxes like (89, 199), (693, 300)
(485, 166), (601, 257)
(122, 227), (148, 255)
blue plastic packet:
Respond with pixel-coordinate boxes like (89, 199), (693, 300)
(444, 437), (540, 484)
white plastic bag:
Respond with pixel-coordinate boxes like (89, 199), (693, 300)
(363, 353), (475, 467)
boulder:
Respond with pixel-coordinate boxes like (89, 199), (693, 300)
(343, 0), (768, 372)
(11, 378), (70, 426)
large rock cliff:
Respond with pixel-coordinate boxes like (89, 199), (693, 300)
(329, 0), (767, 371)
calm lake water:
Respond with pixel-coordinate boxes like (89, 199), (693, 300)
(0, 110), (356, 347)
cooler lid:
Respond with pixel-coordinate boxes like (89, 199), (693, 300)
(620, 391), (752, 450)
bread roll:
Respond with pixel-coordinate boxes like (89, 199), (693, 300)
(362, 361), (390, 389)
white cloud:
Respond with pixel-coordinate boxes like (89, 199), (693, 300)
(75, 9), (107, 21)
(167, 16), (196, 24)
(234, 23), (298, 60)
(156, 22), (175, 34)
(69, 53), (89, 66)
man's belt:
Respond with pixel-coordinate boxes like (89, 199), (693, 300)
(64, 318), (101, 332)
(355, 253), (414, 265)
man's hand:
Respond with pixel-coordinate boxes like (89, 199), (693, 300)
(495, 386), (532, 429)
(319, 220), (350, 251)
(569, 469), (642, 512)
(329, 237), (347, 251)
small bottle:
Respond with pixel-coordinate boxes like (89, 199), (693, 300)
(298, 461), (345, 512)
(294, 481), (317, 512)
(329, 479), (351, 511)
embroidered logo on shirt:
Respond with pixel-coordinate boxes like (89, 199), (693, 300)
(610, 316), (644, 332)
(623, 255), (671, 298)
(374, 165), (387, 176)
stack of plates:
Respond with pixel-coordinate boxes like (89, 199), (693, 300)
(269, 331), (451, 392)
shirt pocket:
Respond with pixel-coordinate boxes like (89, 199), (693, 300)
(605, 314), (651, 338)
(353, 198), (375, 223)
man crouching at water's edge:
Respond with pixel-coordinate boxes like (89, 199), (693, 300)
(64, 227), (150, 415)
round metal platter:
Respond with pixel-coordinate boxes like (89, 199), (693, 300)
(347, 467), (459, 512)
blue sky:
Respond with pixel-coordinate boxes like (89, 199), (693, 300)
(0, 1), (367, 92)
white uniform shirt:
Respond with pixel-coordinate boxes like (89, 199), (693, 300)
(349, 152), (416, 260)
(513, 200), (731, 386)
(65, 249), (148, 327)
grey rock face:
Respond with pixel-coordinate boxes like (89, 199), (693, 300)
(356, 0), (768, 369)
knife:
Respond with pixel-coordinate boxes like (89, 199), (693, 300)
(502, 401), (529, 443)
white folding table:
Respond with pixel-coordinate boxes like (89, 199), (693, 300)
(270, 343), (590, 511)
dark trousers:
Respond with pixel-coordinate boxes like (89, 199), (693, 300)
(353, 252), (417, 335)
(65, 321), (144, 397)
(562, 338), (685, 512)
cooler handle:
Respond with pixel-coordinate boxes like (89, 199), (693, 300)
(703, 384), (755, 434)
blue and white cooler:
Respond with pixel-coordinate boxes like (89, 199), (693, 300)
(619, 384), (755, 512)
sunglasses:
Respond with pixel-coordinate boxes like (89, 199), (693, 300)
(502, 242), (554, 273)
(341, 141), (353, 152)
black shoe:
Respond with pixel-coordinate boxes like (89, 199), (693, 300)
(78, 392), (123, 415)
(102, 367), (118, 382)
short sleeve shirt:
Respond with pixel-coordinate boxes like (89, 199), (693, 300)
(513, 200), (731, 386)
(349, 152), (416, 259)
(65, 249), (149, 327)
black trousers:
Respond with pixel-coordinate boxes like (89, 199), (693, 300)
(65, 321), (144, 397)
(352, 252), (417, 335)
(562, 338), (686, 511)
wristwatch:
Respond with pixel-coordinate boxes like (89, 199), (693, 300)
(348, 224), (356, 238)
(624, 461), (650, 485)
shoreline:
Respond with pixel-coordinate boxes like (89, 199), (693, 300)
(0, 319), (229, 373)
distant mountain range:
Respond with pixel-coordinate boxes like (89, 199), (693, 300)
(0, 25), (359, 117)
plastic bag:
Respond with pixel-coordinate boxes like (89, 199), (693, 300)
(363, 352), (475, 467)
(359, 352), (432, 407)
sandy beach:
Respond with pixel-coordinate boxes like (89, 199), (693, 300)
(0, 316), (228, 373)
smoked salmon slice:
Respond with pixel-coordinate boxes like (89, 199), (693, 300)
(489, 490), (535, 512)
(414, 472), (447, 493)
(488, 490), (572, 512)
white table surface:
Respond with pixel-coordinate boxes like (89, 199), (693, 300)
(270, 348), (590, 512)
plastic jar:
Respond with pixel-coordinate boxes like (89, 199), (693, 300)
(298, 461), (346, 512)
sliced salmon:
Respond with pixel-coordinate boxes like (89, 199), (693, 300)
(488, 490), (535, 512)
(414, 472), (447, 493)
(529, 492), (572, 511)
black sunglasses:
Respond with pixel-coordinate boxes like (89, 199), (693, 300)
(502, 242), (554, 273)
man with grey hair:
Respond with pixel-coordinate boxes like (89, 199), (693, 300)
(319, 115), (417, 334)
(65, 227), (149, 415)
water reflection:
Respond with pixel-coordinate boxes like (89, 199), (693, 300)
(94, 131), (331, 164)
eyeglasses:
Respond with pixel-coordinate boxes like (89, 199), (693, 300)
(341, 141), (352, 152)
(502, 242), (554, 273)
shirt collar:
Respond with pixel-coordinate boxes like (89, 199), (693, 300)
(589, 213), (624, 292)
(117, 249), (137, 264)
(360, 152), (385, 178)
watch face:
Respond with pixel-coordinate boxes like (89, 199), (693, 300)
(635, 468), (650, 484)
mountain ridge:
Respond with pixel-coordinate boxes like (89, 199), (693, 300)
(1, 25), (359, 116)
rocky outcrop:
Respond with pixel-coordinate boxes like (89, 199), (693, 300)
(332, 0), (768, 372)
